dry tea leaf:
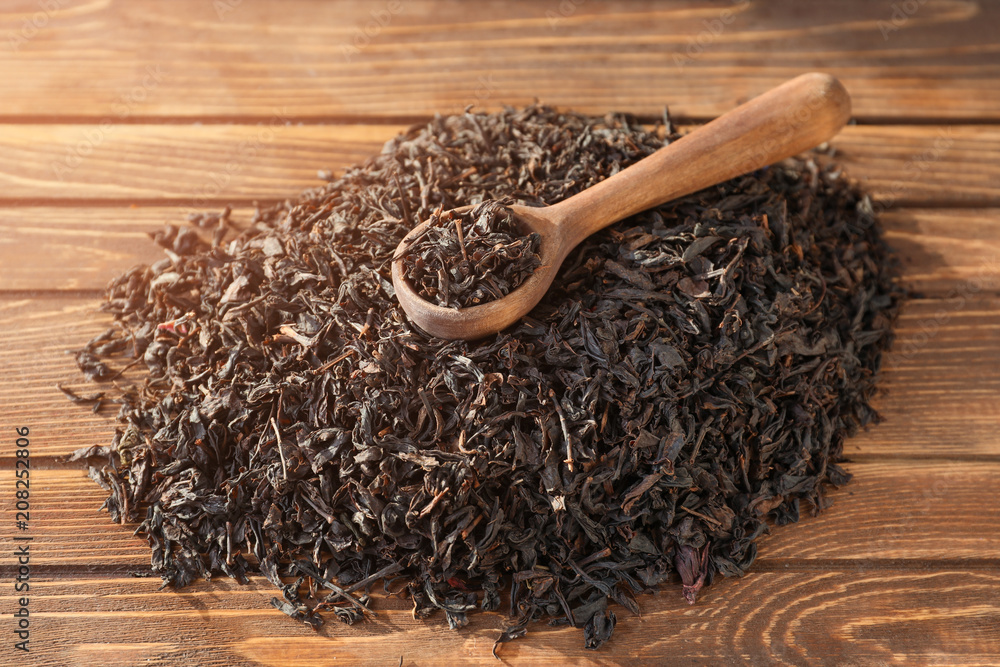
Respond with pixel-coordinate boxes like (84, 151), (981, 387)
(71, 105), (900, 650)
(400, 199), (541, 308)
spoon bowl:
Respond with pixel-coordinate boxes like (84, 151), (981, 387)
(392, 203), (567, 340)
(392, 72), (852, 340)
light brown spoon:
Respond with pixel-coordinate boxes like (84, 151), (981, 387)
(391, 72), (851, 340)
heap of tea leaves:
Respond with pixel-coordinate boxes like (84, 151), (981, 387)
(72, 105), (899, 651)
(400, 199), (541, 308)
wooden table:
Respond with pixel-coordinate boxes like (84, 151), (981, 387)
(1, 1), (998, 665)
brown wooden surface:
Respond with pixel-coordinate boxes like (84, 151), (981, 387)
(1, 124), (998, 205)
(1, 1), (999, 665)
(0, 571), (998, 666)
(2, 461), (999, 568)
(1, 0), (999, 122)
(4, 296), (1000, 461)
(3, 207), (1000, 295)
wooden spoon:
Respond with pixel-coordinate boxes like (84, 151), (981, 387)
(391, 72), (851, 340)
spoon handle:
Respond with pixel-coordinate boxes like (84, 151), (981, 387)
(550, 72), (852, 251)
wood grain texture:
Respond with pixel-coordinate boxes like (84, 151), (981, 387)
(0, 571), (996, 666)
(0, 469), (150, 568)
(0, 124), (391, 204)
(1, 0), (998, 122)
(1, 2), (999, 663)
(0, 207), (170, 290)
(883, 208), (1000, 297)
(3, 206), (999, 295)
(2, 296), (999, 459)
(1, 461), (998, 569)
(0, 124), (997, 205)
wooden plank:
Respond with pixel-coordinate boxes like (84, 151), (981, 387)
(758, 460), (1000, 560)
(0, 124), (997, 206)
(0, 571), (997, 665)
(0, 208), (170, 291)
(1, 296), (999, 459)
(0, 469), (150, 568)
(0, 124), (392, 205)
(883, 208), (1000, 298)
(1, 1), (998, 122)
(3, 207), (998, 294)
(838, 125), (1000, 207)
(1, 460), (998, 568)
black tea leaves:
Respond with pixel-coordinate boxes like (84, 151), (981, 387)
(71, 105), (899, 650)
